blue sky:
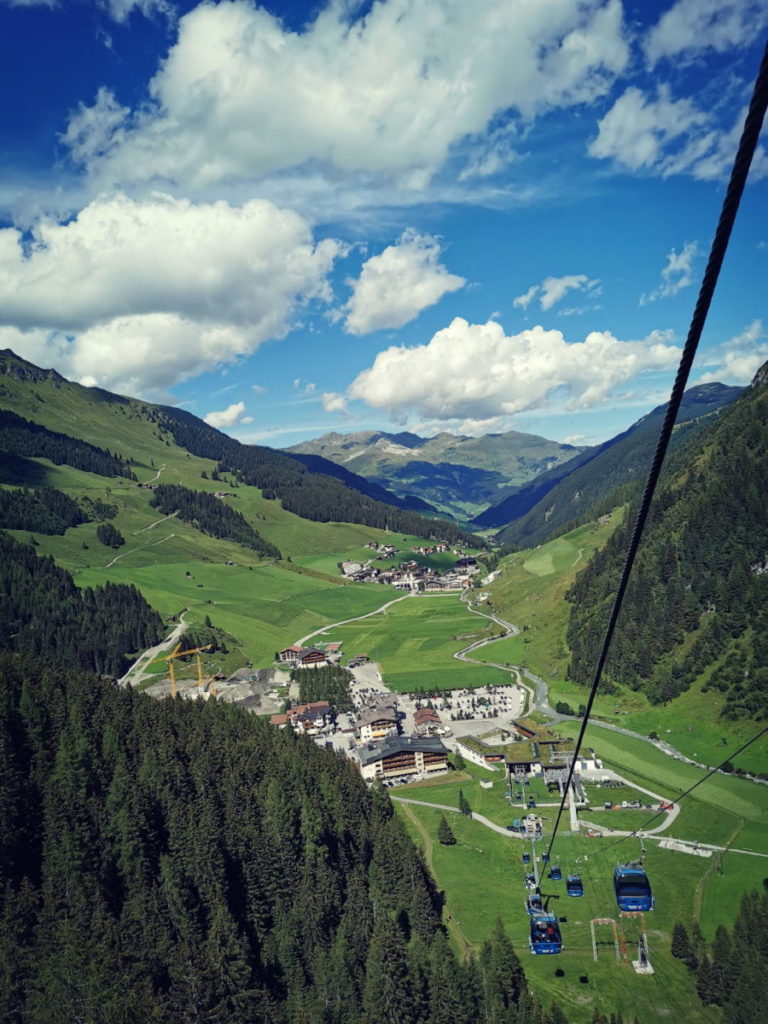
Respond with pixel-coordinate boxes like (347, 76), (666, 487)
(0, 0), (766, 449)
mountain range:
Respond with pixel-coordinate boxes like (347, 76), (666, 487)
(286, 428), (586, 519)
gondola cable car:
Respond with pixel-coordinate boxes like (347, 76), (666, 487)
(529, 913), (562, 955)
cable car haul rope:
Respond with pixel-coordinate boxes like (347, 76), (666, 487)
(525, 40), (768, 952)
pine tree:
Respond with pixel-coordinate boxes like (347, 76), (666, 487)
(438, 815), (457, 845)
(671, 921), (696, 966)
(361, 914), (415, 1024)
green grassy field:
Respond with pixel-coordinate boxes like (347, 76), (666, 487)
(77, 560), (392, 668)
(308, 593), (512, 691)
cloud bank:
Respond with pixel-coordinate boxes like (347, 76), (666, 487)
(0, 193), (341, 395)
(347, 317), (680, 420)
(63, 0), (629, 193)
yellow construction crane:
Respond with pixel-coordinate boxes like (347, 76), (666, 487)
(150, 642), (212, 698)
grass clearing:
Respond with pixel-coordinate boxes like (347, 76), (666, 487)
(311, 594), (512, 691)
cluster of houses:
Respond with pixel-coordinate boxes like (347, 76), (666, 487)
(339, 556), (479, 590)
(276, 641), (344, 669)
(339, 538), (480, 590)
(268, 700), (332, 732)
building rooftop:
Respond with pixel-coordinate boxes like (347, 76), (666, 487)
(357, 735), (449, 768)
(358, 704), (398, 726)
(512, 718), (562, 744)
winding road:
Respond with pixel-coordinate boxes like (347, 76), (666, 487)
(453, 593), (767, 785)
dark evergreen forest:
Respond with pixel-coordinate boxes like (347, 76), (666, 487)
(292, 664), (354, 711)
(156, 407), (481, 545)
(0, 409), (135, 479)
(671, 891), (768, 1023)
(0, 653), (573, 1024)
(0, 486), (87, 534)
(566, 375), (768, 719)
(149, 484), (282, 559)
(0, 532), (162, 676)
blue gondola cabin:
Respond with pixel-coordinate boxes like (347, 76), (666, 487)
(566, 874), (584, 897)
(614, 863), (654, 912)
(530, 913), (562, 954)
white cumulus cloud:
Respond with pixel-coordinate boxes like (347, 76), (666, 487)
(0, 193), (341, 395)
(640, 242), (699, 304)
(589, 85), (768, 182)
(343, 230), (465, 335)
(644, 0), (768, 67)
(347, 317), (680, 420)
(204, 401), (249, 429)
(322, 392), (348, 413)
(514, 275), (600, 312)
(63, 0), (628, 194)
(698, 319), (767, 384)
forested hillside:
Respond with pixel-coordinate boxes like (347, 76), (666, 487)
(0, 409), (135, 481)
(150, 484), (282, 559)
(157, 406), (482, 545)
(0, 486), (87, 534)
(479, 383), (742, 544)
(0, 653), (566, 1024)
(0, 531), (162, 675)
(566, 367), (768, 719)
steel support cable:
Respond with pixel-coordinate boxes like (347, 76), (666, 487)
(584, 723), (768, 861)
(541, 40), (768, 868)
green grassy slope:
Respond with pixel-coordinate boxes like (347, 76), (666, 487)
(395, 731), (768, 1023)
(481, 514), (768, 775)
(2, 363), (482, 673)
